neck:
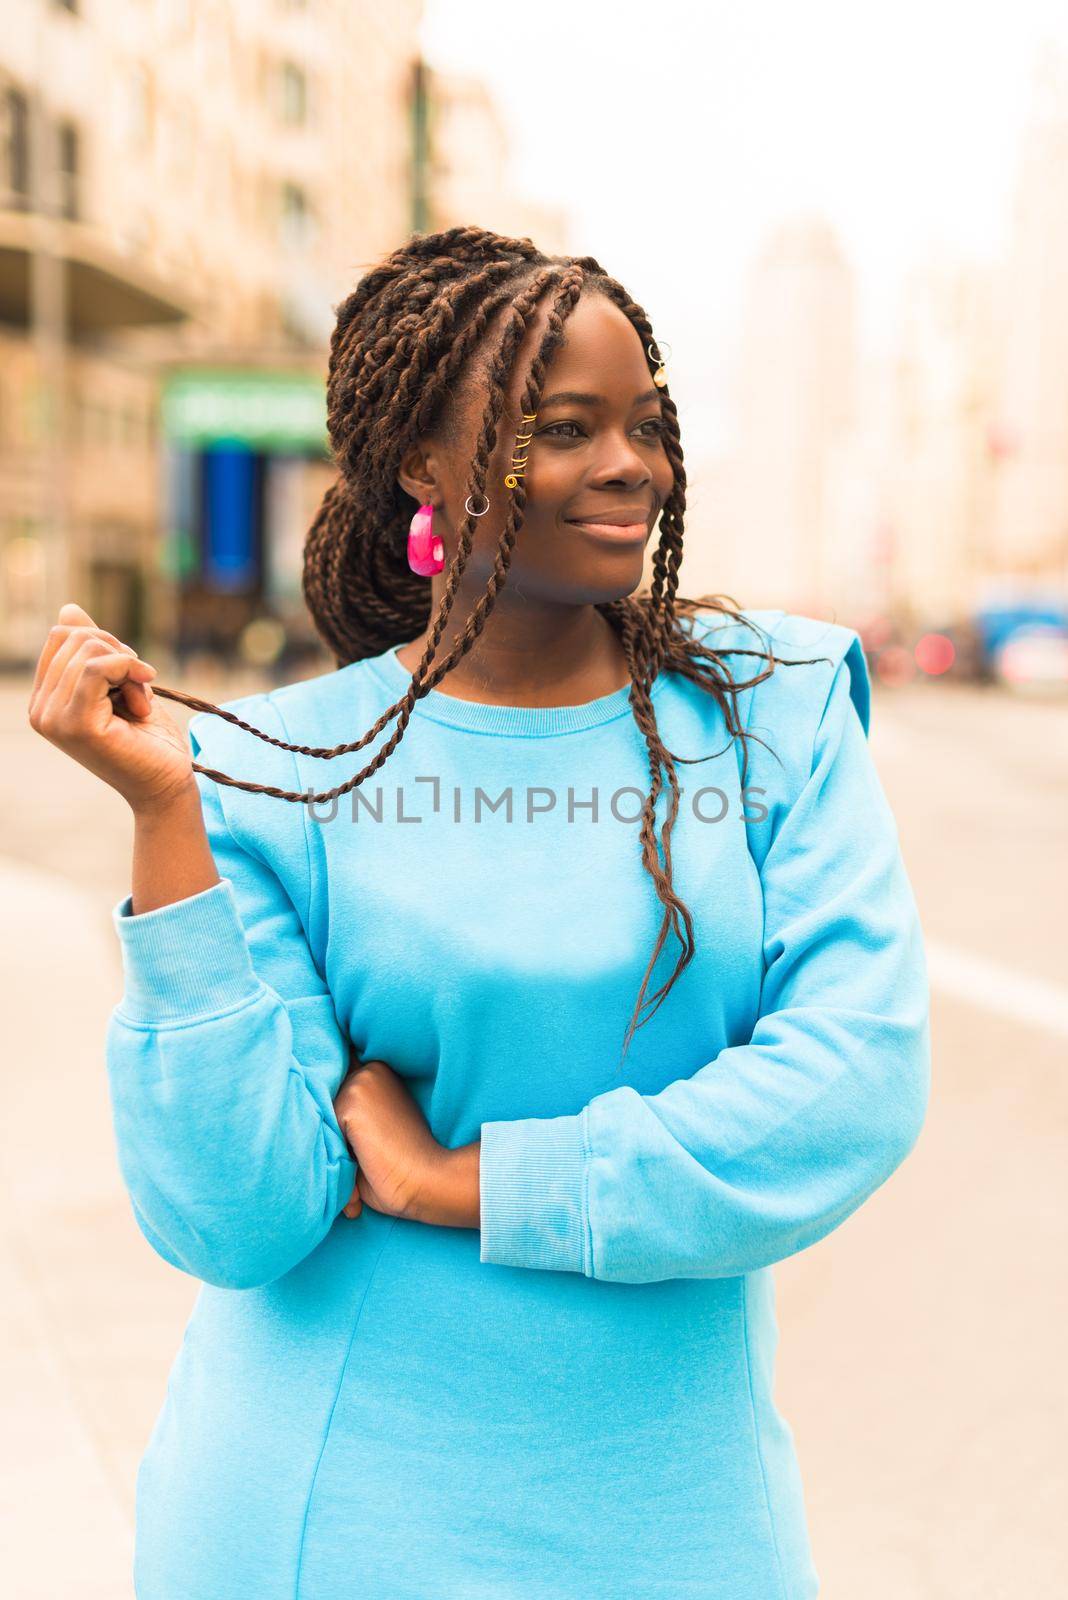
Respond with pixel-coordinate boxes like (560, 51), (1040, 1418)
(398, 598), (632, 706)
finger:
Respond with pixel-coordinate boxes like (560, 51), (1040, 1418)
(64, 646), (156, 713)
(58, 602), (98, 628)
(119, 678), (154, 720)
(36, 604), (104, 695)
(49, 646), (156, 733)
(30, 623), (86, 702)
(102, 656), (158, 721)
(32, 628), (102, 718)
(32, 624), (136, 713)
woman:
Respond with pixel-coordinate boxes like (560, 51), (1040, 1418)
(28, 226), (930, 1599)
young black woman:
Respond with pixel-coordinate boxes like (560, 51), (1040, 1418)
(29, 226), (930, 1599)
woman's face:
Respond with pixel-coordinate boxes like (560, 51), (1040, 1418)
(398, 289), (676, 608)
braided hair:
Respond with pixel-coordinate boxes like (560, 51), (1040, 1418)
(154, 224), (828, 1059)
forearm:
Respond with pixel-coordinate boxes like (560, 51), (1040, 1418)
(131, 780), (220, 914)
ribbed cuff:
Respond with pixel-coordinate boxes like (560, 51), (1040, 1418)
(112, 876), (263, 1025)
(478, 1109), (591, 1275)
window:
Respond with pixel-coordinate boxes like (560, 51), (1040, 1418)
(279, 62), (308, 125)
(280, 181), (313, 250)
(56, 120), (79, 220)
(2, 87), (30, 208)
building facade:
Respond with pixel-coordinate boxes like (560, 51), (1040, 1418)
(1, 0), (422, 668)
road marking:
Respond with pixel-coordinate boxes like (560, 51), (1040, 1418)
(925, 938), (1068, 1041)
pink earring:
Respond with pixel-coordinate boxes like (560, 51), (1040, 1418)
(407, 503), (444, 576)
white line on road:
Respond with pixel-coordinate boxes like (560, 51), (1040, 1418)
(925, 938), (1068, 1041)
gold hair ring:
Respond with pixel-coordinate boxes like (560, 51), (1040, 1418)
(647, 340), (671, 388)
(505, 411), (538, 488)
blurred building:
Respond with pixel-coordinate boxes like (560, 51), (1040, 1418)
(0, 0), (446, 669)
(418, 69), (570, 256)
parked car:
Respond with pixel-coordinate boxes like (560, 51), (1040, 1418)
(991, 622), (1068, 693)
(973, 593), (1068, 678)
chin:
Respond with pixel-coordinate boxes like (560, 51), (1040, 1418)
(568, 564), (647, 606)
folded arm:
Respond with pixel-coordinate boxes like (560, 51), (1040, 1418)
(478, 640), (931, 1283)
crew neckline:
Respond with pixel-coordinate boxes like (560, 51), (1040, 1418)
(361, 643), (670, 737)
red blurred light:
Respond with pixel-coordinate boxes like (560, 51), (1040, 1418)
(914, 633), (956, 675)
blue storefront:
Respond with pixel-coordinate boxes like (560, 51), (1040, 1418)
(160, 368), (331, 666)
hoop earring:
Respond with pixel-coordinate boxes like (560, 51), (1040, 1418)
(407, 502), (444, 576)
(464, 493), (491, 518)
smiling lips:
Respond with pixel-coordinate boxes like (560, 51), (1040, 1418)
(565, 508), (652, 544)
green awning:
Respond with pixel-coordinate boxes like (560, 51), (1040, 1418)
(161, 369), (329, 451)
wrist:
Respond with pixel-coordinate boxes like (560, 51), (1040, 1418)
(131, 779), (201, 826)
(417, 1140), (481, 1230)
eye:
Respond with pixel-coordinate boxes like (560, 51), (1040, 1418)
(537, 420), (585, 439)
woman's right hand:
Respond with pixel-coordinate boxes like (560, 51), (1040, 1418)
(28, 602), (195, 813)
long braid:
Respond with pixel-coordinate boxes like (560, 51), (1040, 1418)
(151, 225), (833, 1057)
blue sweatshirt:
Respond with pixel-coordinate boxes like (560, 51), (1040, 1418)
(105, 606), (930, 1600)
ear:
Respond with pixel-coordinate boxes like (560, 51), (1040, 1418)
(397, 440), (443, 506)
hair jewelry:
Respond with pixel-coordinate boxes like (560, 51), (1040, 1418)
(505, 411), (537, 488)
(648, 340), (671, 388)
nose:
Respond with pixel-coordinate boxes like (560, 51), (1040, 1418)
(587, 429), (652, 493)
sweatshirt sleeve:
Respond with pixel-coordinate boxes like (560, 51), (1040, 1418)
(104, 700), (357, 1291)
(478, 625), (931, 1283)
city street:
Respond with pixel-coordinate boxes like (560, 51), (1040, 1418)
(1, 669), (1065, 1597)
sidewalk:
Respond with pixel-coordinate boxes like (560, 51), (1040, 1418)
(0, 855), (196, 1599)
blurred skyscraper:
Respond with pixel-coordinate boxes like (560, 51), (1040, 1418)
(884, 255), (1001, 626)
(989, 43), (1068, 590)
(681, 42), (1068, 636)
(679, 216), (857, 616)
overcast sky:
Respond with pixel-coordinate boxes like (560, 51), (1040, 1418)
(422, 0), (1068, 453)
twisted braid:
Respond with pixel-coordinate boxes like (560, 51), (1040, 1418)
(152, 225), (831, 1059)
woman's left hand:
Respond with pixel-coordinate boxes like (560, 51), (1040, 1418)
(333, 1053), (444, 1222)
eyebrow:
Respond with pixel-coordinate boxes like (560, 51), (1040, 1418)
(537, 388), (662, 410)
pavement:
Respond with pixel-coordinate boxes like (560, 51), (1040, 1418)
(1, 670), (1065, 1597)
